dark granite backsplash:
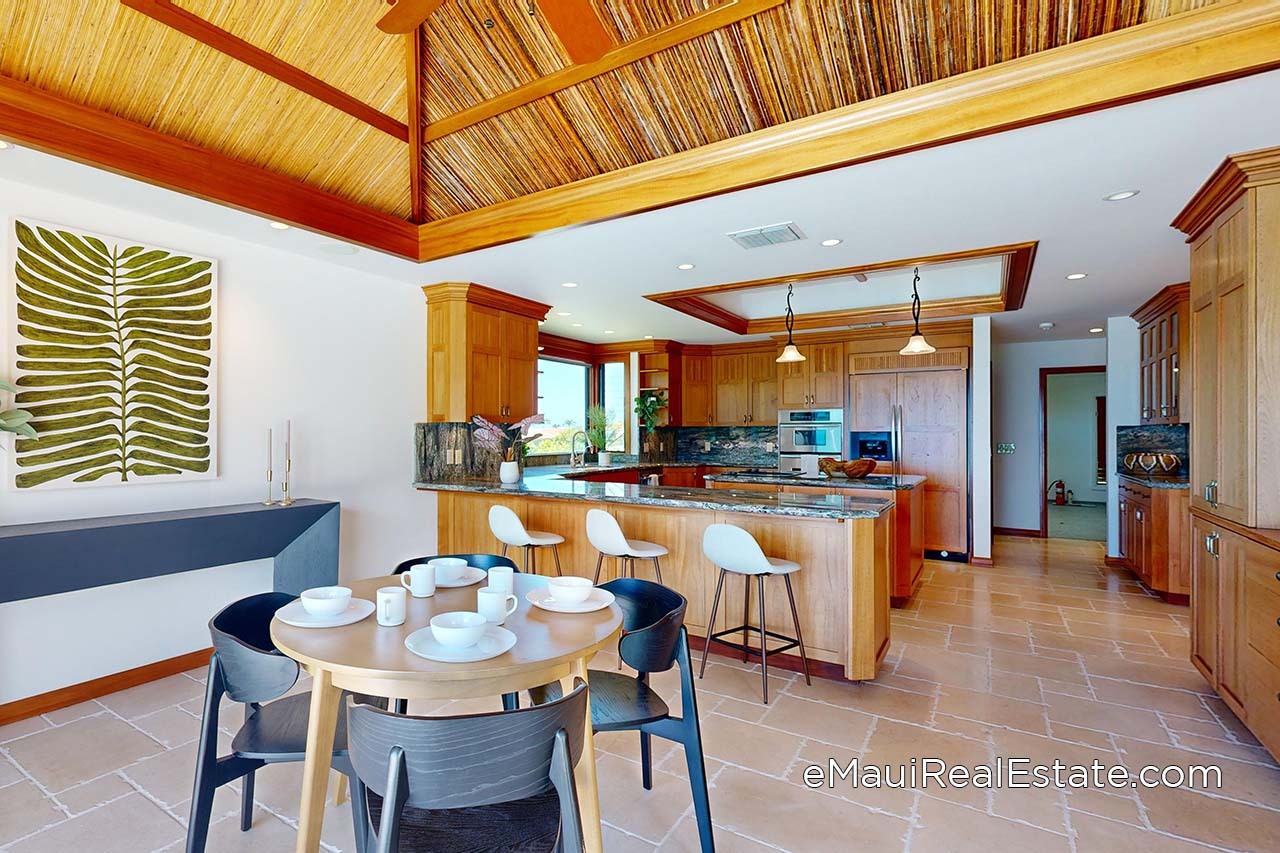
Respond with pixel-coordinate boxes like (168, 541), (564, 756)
(1115, 423), (1190, 479)
(674, 426), (779, 467)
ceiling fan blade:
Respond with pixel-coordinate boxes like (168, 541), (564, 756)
(538, 0), (614, 65)
(377, 0), (447, 34)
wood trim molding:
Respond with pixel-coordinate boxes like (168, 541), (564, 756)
(120, 0), (409, 141)
(0, 74), (419, 258)
(993, 526), (1044, 538)
(647, 243), (1036, 336)
(1132, 282), (1190, 325)
(1039, 365), (1107, 537)
(419, 0), (786, 143)
(415, 0), (1280, 261)
(421, 281), (552, 320)
(537, 334), (690, 362)
(835, 320), (975, 353)
(1171, 144), (1280, 238)
(0, 648), (212, 726)
(538, 332), (598, 363)
(968, 556), (995, 566)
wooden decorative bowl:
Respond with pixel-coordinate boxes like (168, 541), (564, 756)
(819, 458), (877, 479)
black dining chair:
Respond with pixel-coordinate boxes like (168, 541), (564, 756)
(346, 679), (589, 853)
(392, 553), (522, 713)
(530, 578), (714, 851)
(186, 592), (369, 853)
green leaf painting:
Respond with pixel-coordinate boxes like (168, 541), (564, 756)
(9, 219), (217, 489)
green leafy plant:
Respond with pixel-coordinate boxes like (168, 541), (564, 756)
(585, 404), (618, 451)
(11, 220), (214, 488)
(633, 392), (667, 435)
(0, 379), (37, 440)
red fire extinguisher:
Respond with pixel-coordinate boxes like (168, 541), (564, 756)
(1048, 480), (1066, 506)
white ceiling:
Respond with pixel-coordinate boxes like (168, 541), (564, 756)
(3, 68), (1279, 344)
(703, 256), (1005, 318)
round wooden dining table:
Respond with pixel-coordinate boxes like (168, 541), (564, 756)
(271, 572), (623, 853)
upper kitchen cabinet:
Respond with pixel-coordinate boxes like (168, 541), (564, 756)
(777, 343), (846, 408)
(1173, 147), (1280, 528)
(423, 282), (550, 423)
(713, 345), (777, 425)
(681, 349), (714, 427)
(1132, 284), (1190, 425)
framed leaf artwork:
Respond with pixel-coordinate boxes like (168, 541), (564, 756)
(7, 219), (218, 489)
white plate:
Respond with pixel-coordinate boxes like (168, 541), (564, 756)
(434, 566), (488, 588)
(526, 587), (616, 614)
(404, 625), (518, 663)
(276, 598), (375, 629)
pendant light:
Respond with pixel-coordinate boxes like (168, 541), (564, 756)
(899, 267), (936, 356)
(776, 283), (806, 363)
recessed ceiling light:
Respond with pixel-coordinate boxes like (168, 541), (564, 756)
(1103, 190), (1140, 201)
(644, 335), (653, 339)
(0, 141), (12, 150)
(1038, 322), (1055, 331)
(571, 322), (583, 327)
(603, 330), (615, 334)
(1090, 327), (1104, 334)
(820, 239), (842, 247)
(561, 282), (578, 288)
(677, 263), (695, 270)
(537, 345), (545, 351)
(556, 311), (572, 317)
(1065, 273), (1088, 280)
(269, 222), (291, 230)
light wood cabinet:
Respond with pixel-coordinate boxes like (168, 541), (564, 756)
(1133, 284), (1190, 425)
(1189, 515), (1255, 719)
(1117, 477), (1190, 601)
(777, 343), (845, 409)
(712, 347), (776, 425)
(1175, 149), (1280, 527)
(423, 282), (548, 423)
(681, 352), (713, 426)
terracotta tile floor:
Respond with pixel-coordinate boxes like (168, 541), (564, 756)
(3, 536), (1280, 851)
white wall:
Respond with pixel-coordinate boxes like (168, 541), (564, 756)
(971, 317), (993, 561)
(1046, 372), (1108, 503)
(1105, 317), (1141, 556)
(992, 338), (1107, 533)
(0, 174), (433, 703)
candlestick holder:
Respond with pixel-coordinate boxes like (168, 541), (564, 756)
(280, 458), (294, 506)
(263, 467), (275, 506)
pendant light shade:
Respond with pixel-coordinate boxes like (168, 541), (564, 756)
(899, 267), (936, 356)
(776, 283), (807, 363)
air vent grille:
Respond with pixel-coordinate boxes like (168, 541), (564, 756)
(726, 221), (805, 249)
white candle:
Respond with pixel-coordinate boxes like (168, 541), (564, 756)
(267, 428), (272, 471)
(285, 419), (291, 462)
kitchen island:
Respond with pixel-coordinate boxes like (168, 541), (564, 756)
(416, 470), (894, 681)
(705, 471), (927, 605)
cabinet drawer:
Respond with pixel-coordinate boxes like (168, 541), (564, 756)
(1246, 578), (1280, 667)
(1245, 647), (1280, 759)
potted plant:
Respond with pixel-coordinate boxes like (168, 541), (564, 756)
(472, 414), (543, 483)
(586, 404), (619, 466)
(633, 392), (667, 459)
(1, 379), (37, 442)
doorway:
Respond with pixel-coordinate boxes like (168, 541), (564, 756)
(1040, 366), (1107, 540)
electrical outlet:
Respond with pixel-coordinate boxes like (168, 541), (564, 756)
(996, 442), (1016, 455)
(702, 441), (711, 452)
(766, 441), (776, 453)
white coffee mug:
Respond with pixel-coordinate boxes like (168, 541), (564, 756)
(400, 564), (436, 598)
(376, 586), (407, 627)
(477, 587), (518, 625)
(488, 565), (515, 595)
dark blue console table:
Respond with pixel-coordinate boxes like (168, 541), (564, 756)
(0, 499), (340, 604)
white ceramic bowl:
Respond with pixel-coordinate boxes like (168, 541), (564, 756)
(428, 557), (468, 583)
(430, 611), (487, 648)
(299, 586), (352, 617)
(547, 576), (594, 605)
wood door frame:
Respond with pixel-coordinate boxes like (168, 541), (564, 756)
(1039, 365), (1107, 537)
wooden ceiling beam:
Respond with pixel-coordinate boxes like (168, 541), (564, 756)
(421, 0), (786, 143)
(537, 0), (614, 65)
(121, 0), (409, 141)
(0, 74), (419, 259)
(378, 0), (448, 35)
(416, 0), (1280, 261)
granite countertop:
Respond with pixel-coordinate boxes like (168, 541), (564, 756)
(1118, 473), (1190, 490)
(704, 471), (926, 491)
(415, 469), (892, 520)
(535, 462), (704, 477)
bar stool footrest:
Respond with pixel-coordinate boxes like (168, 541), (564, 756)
(706, 625), (800, 658)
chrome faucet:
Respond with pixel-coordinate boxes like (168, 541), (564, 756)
(569, 431), (587, 468)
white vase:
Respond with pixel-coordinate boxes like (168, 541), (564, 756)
(597, 451), (612, 467)
(499, 460), (520, 484)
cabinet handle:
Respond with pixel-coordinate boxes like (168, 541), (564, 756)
(1135, 510), (1142, 521)
(1142, 408), (1150, 418)
(1274, 571), (1280, 583)
(1160, 406), (1169, 417)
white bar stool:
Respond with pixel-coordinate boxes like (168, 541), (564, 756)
(487, 505), (564, 575)
(699, 523), (811, 703)
(585, 508), (667, 584)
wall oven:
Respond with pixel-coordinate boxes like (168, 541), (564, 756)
(778, 408), (844, 456)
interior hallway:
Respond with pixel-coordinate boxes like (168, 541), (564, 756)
(1, 537), (1277, 852)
